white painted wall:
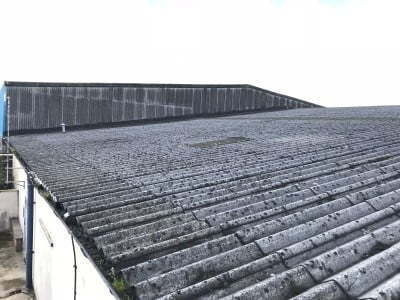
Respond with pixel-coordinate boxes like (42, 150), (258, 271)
(12, 156), (28, 237)
(0, 189), (18, 232)
(33, 188), (75, 300)
(33, 189), (119, 300)
(12, 155), (119, 300)
(74, 238), (118, 300)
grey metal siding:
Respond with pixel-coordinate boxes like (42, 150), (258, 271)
(5, 83), (320, 132)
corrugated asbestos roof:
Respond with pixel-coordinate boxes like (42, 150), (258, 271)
(10, 106), (400, 300)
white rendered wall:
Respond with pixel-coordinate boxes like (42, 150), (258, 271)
(13, 155), (119, 300)
(12, 156), (28, 236)
(33, 189), (118, 300)
(0, 189), (18, 232)
(74, 237), (118, 300)
(33, 188), (75, 300)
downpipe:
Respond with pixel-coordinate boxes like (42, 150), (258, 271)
(25, 176), (34, 290)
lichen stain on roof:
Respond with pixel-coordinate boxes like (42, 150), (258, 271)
(10, 106), (400, 300)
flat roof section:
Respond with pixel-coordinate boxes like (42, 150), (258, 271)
(10, 106), (400, 299)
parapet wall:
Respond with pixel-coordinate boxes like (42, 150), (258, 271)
(4, 82), (321, 133)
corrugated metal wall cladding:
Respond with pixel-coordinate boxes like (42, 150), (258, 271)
(6, 85), (319, 132)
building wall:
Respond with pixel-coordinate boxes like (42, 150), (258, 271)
(33, 188), (74, 300)
(33, 189), (118, 300)
(4, 83), (320, 133)
(73, 234), (118, 300)
(0, 189), (18, 232)
(13, 156), (28, 238)
(13, 156), (119, 300)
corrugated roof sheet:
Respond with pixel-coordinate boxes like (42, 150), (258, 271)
(10, 106), (400, 300)
(4, 82), (320, 134)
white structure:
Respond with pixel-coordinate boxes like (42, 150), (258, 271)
(0, 189), (18, 232)
(13, 156), (119, 300)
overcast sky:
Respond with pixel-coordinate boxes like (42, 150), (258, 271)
(1, 0), (399, 107)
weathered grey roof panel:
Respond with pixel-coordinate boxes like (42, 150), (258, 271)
(9, 105), (400, 299)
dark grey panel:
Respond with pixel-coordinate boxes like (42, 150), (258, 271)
(5, 83), (320, 132)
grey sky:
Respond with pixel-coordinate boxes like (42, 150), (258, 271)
(1, 0), (399, 107)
